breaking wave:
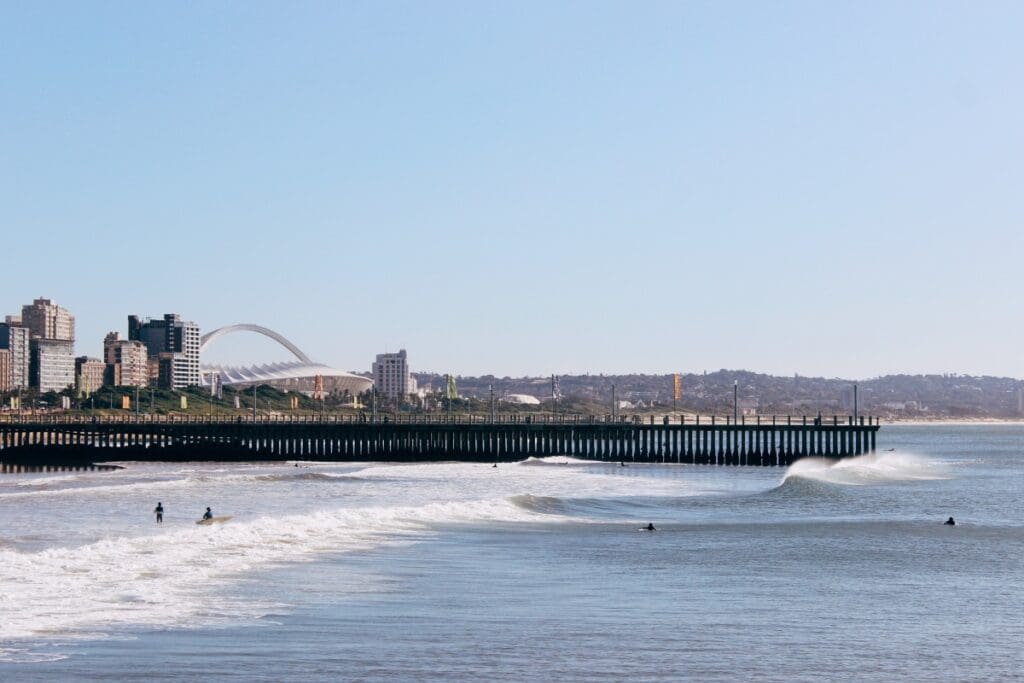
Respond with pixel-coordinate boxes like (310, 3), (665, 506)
(783, 452), (949, 486)
(253, 472), (364, 483)
(508, 493), (671, 519)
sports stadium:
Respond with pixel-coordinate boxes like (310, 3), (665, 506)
(198, 324), (372, 396)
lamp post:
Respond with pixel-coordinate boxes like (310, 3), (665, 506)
(672, 374), (677, 418)
(733, 380), (738, 424)
(445, 375), (452, 422)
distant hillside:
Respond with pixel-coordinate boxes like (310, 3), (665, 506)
(412, 370), (1024, 419)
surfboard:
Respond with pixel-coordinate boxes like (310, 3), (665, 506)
(195, 515), (233, 526)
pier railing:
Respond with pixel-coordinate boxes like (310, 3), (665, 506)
(0, 413), (879, 427)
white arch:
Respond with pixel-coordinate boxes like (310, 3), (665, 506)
(199, 324), (313, 364)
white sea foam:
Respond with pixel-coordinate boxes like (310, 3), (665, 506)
(0, 458), (699, 651)
(518, 456), (599, 466)
(783, 451), (950, 486)
(0, 496), (557, 644)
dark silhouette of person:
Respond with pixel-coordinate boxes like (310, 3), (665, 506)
(203, 507), (213, 520)
(154, 502), (164, 524)
(944, 517), (956, 526)
(645, 523), (656, 531)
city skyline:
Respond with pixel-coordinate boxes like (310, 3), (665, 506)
(4, 293), (1024, 382)
(3, 3), (1023, 378)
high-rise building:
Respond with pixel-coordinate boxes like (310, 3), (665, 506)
(21, 298), (75, 341)
(18, 298), (76, 393)
(0, 349), (10, 392)
(372, 349), (412, 399)
(75, 356), (106, 396)
(30, 339), (75, 392)
(0, 323), (30, 389)
(128, 314), (200, 388)
(103, 332), (149, 387)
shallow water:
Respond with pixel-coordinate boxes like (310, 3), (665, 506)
(1, 425), (1022, 680)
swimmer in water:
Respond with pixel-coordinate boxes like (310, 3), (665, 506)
(944, 516), (956, 526)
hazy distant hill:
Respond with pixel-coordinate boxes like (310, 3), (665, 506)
(412, 370), (1024, 419)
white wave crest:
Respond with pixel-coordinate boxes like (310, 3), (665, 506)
(517, 456), (596, 466)
(783, 451), (950, 486)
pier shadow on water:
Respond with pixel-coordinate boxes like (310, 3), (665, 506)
(0, 462), (123, 474)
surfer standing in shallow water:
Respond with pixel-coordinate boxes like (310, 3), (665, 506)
(154, 502), (163, 524)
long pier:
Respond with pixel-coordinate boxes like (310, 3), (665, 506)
(0, 415), (878, 468)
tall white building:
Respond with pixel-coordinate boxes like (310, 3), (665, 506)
(0, 322), (30, 389)
(30, 339), (75, 392)
(372, 349), (413, 399)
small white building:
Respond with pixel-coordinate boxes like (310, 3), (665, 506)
(502, 393), (541, 405)
(372, 349), (412, 399)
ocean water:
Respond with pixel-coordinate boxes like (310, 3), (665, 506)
(1, 425), (1022, 681)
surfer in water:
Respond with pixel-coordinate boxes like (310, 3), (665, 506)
(154, 502), (164, 524)
(203, 507), (213, 521)
(644, 523), (656, 531)
(944, 516), (956, 526)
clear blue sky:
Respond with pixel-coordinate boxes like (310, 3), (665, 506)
(2, 2), (1022, 378)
